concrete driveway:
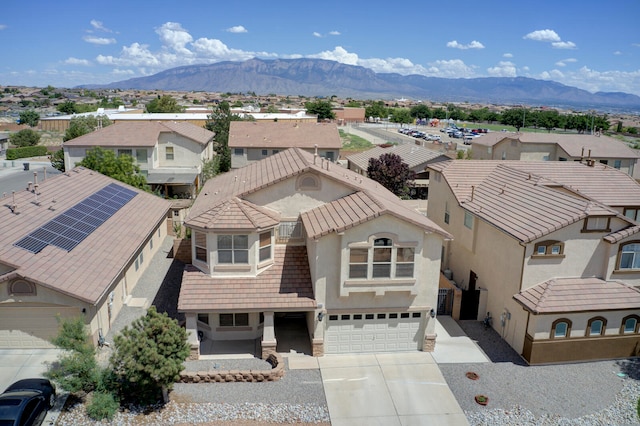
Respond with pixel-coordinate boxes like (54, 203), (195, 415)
(318, 352), (469, 426)
(0, 348), (62, 389)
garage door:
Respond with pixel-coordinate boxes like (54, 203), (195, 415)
(325, 312), (423, 354)
(0, 304), (81, 348)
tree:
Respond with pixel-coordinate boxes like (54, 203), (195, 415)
(389, 108), (412, 125)
(109, 306), (189, 404)
(57, 101), (78, 114)
(500, 108), (528, 132)
(50, 149), (65, 172)
(19, 110), (40, 127)
(364, 101), (388, 121)
(367, 153), (416, 199)
(305, 99), (335, 120)
(537, 110), (561, 132)
(204, 101), (247, 174)
(64, 115), (112, 142)
(410, 105), (431, 119)
(10, 128), (40, 147)
(79, 147), (148, 190)
(145, 95), (184, 113)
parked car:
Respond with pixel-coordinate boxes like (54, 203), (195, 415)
(0, 378), (56, 426)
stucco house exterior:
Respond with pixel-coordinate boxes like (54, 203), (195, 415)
(426, 159), (640, 364)
(178, 147), (451, 359)
(0, 167), (170, 348)
(63, 121), (215, 198)
(470, 132), (640, 179)
(346, 143), (451, 199)
(228, 121), (342, 169)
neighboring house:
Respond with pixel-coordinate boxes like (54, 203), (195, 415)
(471, 132), (640, 179)
(0, 167), (170, 348)
(333, 107), (365, 124)
(427, 159), (640, 364)
(63, 121), (214, 198)
(228, 121), (342, 169)
(178, 147), (451, 359)
(346, 144), (450, 199)
(0, 132), (8, 155)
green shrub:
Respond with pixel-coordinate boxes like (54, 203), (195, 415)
(6, 145), (48, 160)
(86, 391), (119, 421)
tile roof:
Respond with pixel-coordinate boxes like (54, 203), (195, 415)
(345, 144), (449, 171)
(187, 148), (451, 240)
(429, 160), (640, 243)
(513, 277), (640, 314)
(178, 245), (316, 311)
(0, 167), (170, 304)
(228, 121), (342, 149)
(63, 121), (213, 147)
(187, 197), (280, 231)
(472, 132), (640, 159)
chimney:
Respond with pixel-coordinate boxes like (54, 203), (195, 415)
(33, 172), (38, 187)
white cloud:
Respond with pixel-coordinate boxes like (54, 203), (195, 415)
(425, 59), (476, 78)
(308, 46), (359, 65)
(313, 32), (322, 38)
(90, 20), (112, 32)
(555, 58), (577, 67)
(446, 40), (485, 50)
(0, 24), (6, 30)
(156, 22), (194, 56)
(524, 29), (561, 42)
(551, 41), (576, 49)
(487, 61), (516, 77)
(83, 35), (116, 45)
(537, 66), (640, 94)
(226, 25), (247, 33)
(503, 53), (513, 58)
(329, 31), (340, 36)
(613, 51), (622, 55)
(111, 69), (134, 76)
(64, 57), (91, 66)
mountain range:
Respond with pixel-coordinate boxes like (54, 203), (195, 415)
(82, 58), (640, 112)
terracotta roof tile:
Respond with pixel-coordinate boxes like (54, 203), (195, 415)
(178, 245), (316, 311)
(229, 121), (341, 149)
(346, 144), (449, 171)
(513, 277), (640, 314)
(188, 197), (280, 231)
(0, 167), (170, 304)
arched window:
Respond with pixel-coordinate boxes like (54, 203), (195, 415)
(620, 315), (640, 334)
(618, 241), (640, 270)
(586, 317), (607, 336)
(296, 173), (321, 191)
(9, 280), (36, 296)
(551, 318), (571, 339)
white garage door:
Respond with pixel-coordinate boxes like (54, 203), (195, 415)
(325, 312), (423, 354)
(0, 304), (81, 348)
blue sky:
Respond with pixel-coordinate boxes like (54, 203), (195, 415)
(2, 0), (639, 96)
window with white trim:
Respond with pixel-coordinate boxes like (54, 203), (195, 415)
(118, 149), (132, 158)
(165, 146), (174, 160)
(444, 202), (450, 224)
(233, 148), (244, 156)
(136, 149), (147, 163)
(624, 208), (640, 222)
(614, 160), (622, 169)
(348, 237), (415, 279)
(219, 313), (249, 327)
(533, 240), (564, 257)
(195, 232), (207, 263)
(463, 211), (473, 229)
(217, 234), (249, 264)
(583, 216), (610, 232)
(618, 242), (640, 270)
(259, 231), (272, 262)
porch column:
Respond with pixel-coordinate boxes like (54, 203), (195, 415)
(261, 311), (277, 359)
(185, 313), (200, 360)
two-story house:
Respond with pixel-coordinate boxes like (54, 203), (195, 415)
(346, 144), (451, 199)
(471, 132), (640, 179)
(0, 167), (170, 348)
(228, 121), (342, 169)
(178, 147), (451, 359)
(427, 159), (640, 364)
(63, 121), (215, 198)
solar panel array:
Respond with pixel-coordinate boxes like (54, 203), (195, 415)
(14, 183), (137, 253)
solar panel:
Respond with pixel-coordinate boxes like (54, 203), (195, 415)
(14, 183), (137, 253)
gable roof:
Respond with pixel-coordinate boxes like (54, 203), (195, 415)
(187, 148), (451, 240)
(429, 160), (640, 243)
(513, 277), (640, 314)
(228, 121), (342, 149)
(346, 143), (449, 171)
(472, 132), (640, 159)
(179, 245), (316, 312)
(187, 197), (280, 231)
(0, 168), (170, 304)
(63, 121), (214, 147)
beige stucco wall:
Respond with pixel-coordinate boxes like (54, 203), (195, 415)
(527, 309), (640, 339)
(198, 312), (263, 341)
(157, 133), (206, 170)
(232, 148), (338, 169)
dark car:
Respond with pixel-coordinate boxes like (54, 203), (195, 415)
(0, 378), (56, 426)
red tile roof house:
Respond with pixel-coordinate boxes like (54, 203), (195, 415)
(178, 147), (452, 359)
(346, 143), (451, 199)
(228, 121), (342, 169)
(470, 132), (640, 179)
(427, 159), (640, 364)
(62, 121), (215, 199)
(0, 168), (170, 348)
